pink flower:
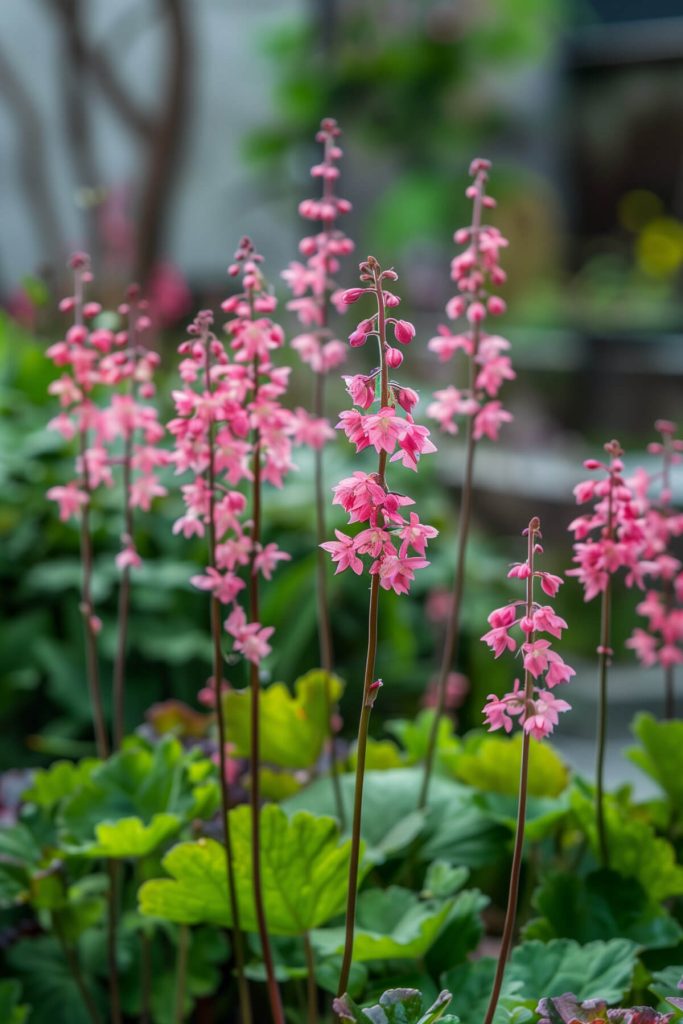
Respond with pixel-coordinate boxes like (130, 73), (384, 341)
(395, 512), (438, 557)
(522, 691), (571, 739)
(531, 605), (568, 638)
(481, 626), (517, 658)
(344, 373), (376, 409)
(254, 543), (291, 580)
(47, 483), (88, 521)
(473, 401), (512, 442)
(365, 407), (405, 455)
(190, 567), (246, 604)
(372, 553), (430, 595)
(320, 530), (363, 575)
(391, 418), (437, 471)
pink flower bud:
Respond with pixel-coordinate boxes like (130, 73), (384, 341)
(66, 325), (88, 345)
(394, 319), (415, 345)
(59, 296), (76, 313)
(385, 347), (403, 368)
(341, 287), (366, 304)
(467, 302), (486, 325)
(83, 302), (102, 319)
(488, 296), (506, 316)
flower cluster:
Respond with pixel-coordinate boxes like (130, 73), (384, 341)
(626, 421), (683, 669)
(482, 518), (574, 739)
(47, 254), (168, 567)
(322, 257), (438, 595)
(282, 117), (350, 388)
(168, 239), (293, 664)
(567, 440), (646, 603)
(426, 158), (514, 441)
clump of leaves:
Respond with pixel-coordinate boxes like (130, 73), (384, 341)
(334, 986), (459, 1024)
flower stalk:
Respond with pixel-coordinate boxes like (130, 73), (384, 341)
(420, 159), (512, 806)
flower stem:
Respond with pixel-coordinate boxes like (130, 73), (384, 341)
(419, 181), (485, 809)
(595, 576), (611, 868)
(53, 911), (104, 1024)
(173, 924), (190, 1024)
(482, 518), (538, 1024)
(418, 415), (477, 809)
(248, 354), (285, 1024)
(304, 931), (319, 1024)
(106, 861), (122, 1024)
(337, 259), (388, 1001)
(112, 426), (133, 751)
(205, 334), (252, 1024)
(313, 368), (345, 829)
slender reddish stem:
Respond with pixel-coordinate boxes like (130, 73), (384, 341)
(419, 180), (485, 808)
(337, 261), (388, 1000)
(304, 931), (319, 1024)
(482, 519), (539, 1024)
(247, 347), (285, 1024)
(204, 333), (252, 1024)
(112, 427), (133, 751)
(595, 471), (615, 869)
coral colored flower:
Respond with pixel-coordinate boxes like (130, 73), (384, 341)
(47, 483), (89, 521)
(481, 518), (573, 739)
(320, 530), (363, 575)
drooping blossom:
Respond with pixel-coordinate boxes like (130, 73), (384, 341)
(283, 117), (351, 385)
(567, 440), (646, 603)
(426, 159), (514, 440)
(323, 256), (438, 596)
(169, 239), (294, 668)
(46, 259), (168, 568)
(482, 518), (573, 739)
(625, 421), (683, 708)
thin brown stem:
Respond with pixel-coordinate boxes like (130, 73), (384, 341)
(139, 926), (152, 1024)
(78, 427), (109, 760)
(248, 351), (285, 1024)
(304, 931), (319, 1024)
(419, 416), (477, 808)
(482, 518), (539, 1024)
(595, 577), (611, 869)
(106, 861), (122, 1024)
(204, 331), (252, 1024)
(112, 427), (133, 751)
(53, 912), (104, 1024)
(419, 175), (487, 808)
(313, 368), (345, 829)
(173, 924), (190, 1024)
(337, 259), (388, 1001)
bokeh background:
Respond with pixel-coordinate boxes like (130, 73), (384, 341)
(1, 0), (681, 787)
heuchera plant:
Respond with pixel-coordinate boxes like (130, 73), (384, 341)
(627, 420), (683, 717)
(568, 440), (645, 867)
(328, 255), (437, 998)
(47, 254), (167, 757)
(480, 516), (574, 1024)
(283, 116), (353, 824)
(420, 157), (514, 807)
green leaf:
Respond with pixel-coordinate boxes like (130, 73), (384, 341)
(140, 804), (359, 935)
(313, 887), (455, 962)
(386, 710), (461, 772)
(453, 732), (569, 798)
(425, 889), (489, 976)
(59, 736), (218, 855)
(442, 959), (525, 1024)
(525, 869), (683, 949)
(284, 768), (500, 866)
(476, 791), (571, 843)
(571, 786), (683, 903)
(22, 759), (98, 810)
(349, 738), (405, 771)
(7, 935), (104, 1024)
(422, 862), (470, 900)
(0, 980), (30, 1024)
(74, 814), (182, 858)
(649, 965), (683, 1003)
(224, 669), (343, 769)
(334, 987), (458, 1024)
(628, 713), (683, 810)
(508, 938), (638, 1003)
